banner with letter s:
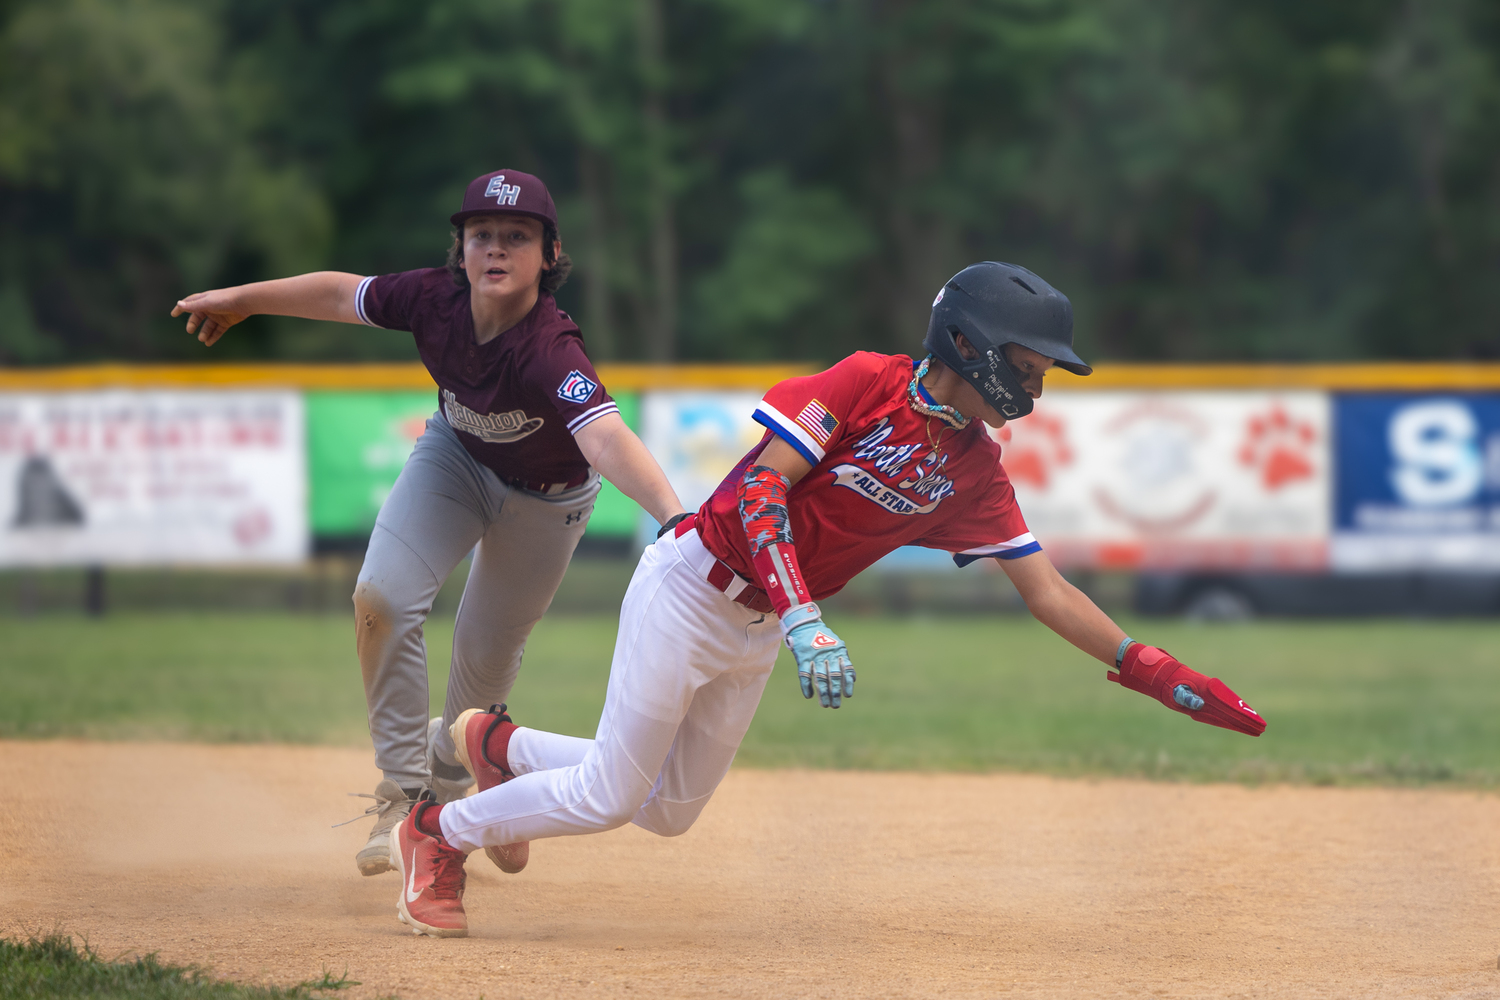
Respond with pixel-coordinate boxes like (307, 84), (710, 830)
(1331, 394), (1500, 569)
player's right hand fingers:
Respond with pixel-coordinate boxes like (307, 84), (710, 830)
(821, 656), (841, 709)
(809, 654), (836, 708)
(842, 662), (855, 699)
(200, 315), (237, 345)
(798, 663), (814, 700)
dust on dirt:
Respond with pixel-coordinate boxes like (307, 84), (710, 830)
(2, 740), (1498, 999)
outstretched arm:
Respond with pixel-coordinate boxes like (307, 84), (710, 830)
(999, 550), (1266, 736)
(995, 550), (1126, 665)
(573, 412), (686, 527)
(172, 271), (365, 346)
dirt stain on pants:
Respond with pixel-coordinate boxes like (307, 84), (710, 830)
(353, 581), (393, 702)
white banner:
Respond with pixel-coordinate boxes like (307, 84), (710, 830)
(637, 388), (1332, 571)
(993, 391), (1331, 569)
(0, 391), (308, 566)
(641, 391), (766, 521)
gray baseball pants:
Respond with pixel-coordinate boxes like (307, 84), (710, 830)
(353, 413), (599, 790)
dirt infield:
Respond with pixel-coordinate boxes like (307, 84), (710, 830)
(3, 741), (1499, 999)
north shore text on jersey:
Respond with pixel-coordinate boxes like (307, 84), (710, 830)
(696, 352), (1040, 600)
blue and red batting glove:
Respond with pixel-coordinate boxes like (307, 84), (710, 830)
(781, 603), (854, 709)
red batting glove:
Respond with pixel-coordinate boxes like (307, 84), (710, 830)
(1108, 644), (1267, 737)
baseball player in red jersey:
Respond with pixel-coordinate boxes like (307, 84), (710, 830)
(381, 262), (1266, 938)
(172, 169), (686, 879)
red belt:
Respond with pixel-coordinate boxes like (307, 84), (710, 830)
(505, 471), (591, 496)
(674, 514), (776, 614)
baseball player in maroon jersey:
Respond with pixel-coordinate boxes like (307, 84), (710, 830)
(379, 261), (1267, 938)
(172, 169), (686, 878)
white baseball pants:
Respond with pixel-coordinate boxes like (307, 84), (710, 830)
(440, 527), (782, 848)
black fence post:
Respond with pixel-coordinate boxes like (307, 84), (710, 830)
(84, 565), (106, 617)
(19, 570), (39, 617)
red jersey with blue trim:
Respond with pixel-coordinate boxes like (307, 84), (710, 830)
(696, 352), (1040, 600)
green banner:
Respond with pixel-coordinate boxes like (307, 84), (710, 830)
(585, 392), (641, 536)
(306, 391), (640, 538)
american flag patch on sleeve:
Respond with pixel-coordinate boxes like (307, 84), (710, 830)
(795, 399), (839, 447)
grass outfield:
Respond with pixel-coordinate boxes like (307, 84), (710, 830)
(1, 611), (1497, 785)
(0, 934), (354, 999)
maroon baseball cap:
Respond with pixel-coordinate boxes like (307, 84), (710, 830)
(450, 168), (558, 230)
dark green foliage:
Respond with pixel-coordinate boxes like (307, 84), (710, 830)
(0, 933), (357, 999)
(1, 0), (1498, 362)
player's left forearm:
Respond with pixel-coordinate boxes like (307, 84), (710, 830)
(1002, 554), (1265, 734)
(574, 414), (686, 525)
(1027, 582), (1128, 666)
(1000, 553), (1125, 665)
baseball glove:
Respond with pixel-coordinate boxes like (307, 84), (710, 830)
(1109, 643), (1266, 737)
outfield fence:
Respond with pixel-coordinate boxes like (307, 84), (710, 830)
(2, 362), (1499, 575)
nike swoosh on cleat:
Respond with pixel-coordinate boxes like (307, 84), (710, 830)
(405, 847), (422, 903)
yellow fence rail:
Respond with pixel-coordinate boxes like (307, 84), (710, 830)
(2, 360), (1500, 391)
(1045, 361), (1500, 391)
(0, 362), (818, 392)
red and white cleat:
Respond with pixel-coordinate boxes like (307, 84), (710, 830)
(389, 795), (469, 938)
(451, 704), (530, 874)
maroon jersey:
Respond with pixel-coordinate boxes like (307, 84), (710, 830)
(697, 352), (1038, 600)
(356, 269), (617, 484)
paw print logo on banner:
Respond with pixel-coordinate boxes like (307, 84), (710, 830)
(991, 410), (1073, 490)
(1238, 403), (1317, 491)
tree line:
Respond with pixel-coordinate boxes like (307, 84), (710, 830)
(1, 0), (1497, 365)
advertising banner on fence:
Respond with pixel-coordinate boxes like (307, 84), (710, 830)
(1332, 394), (1500, 570)
(304, 391), (643, 540)
(642, 391), (766, 532)
(0, 391), (307, 566)
(995, 391), (1331, 569)
(306, 391), (432, 536)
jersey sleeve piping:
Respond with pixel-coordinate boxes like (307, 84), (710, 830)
(354, 275), (381, 328)
(566, 400), (621, 435)
(951, 532), (1042, 567)
(753, 402), (823, 464)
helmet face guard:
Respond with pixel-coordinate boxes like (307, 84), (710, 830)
(922, 262), (1090, 420)
(930, 325), (1036, 419)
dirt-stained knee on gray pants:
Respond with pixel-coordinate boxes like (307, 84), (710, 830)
(353, 581), (394, 699)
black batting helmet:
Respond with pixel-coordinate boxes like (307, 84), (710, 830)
(923, 262), (1091, 419)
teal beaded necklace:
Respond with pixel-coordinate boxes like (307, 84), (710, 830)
(907, 355), (970, 430)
